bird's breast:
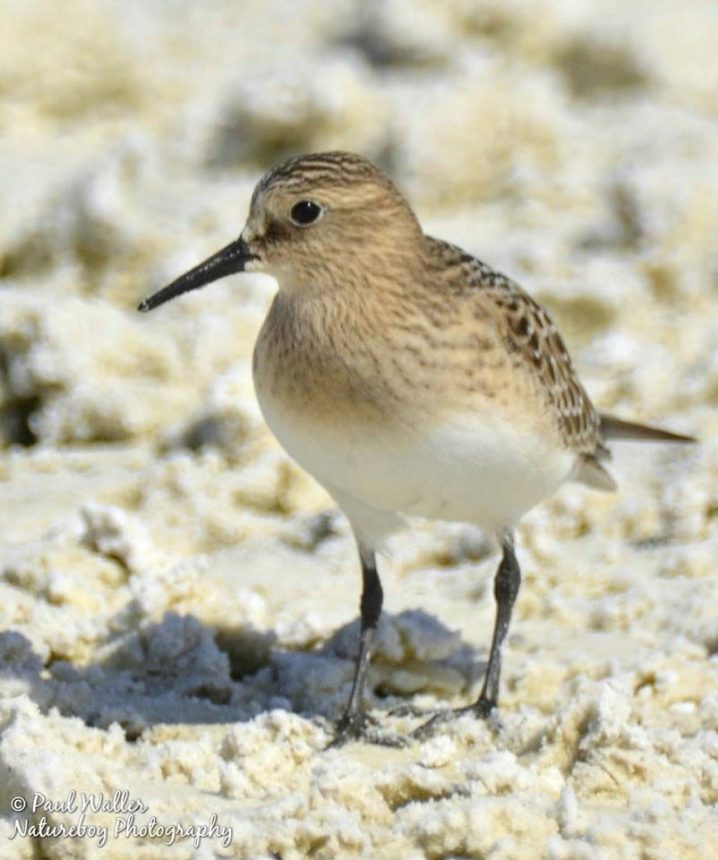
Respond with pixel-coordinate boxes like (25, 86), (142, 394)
(251, 294), (574, 531)
(253, 293), (413, 426)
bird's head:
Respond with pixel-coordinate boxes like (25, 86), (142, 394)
(138, 151), (422, 312)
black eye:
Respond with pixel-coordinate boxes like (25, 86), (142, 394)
(290, 200), (323, 226)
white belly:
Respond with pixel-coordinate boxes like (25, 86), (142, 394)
(256, 383), (575, 547)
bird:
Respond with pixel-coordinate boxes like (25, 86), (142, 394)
(138, 151), (695, 744)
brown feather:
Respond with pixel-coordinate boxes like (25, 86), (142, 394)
(426, 236), (605, 458)
(599, 414), (696, 444)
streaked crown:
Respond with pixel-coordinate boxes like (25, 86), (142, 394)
(242, 152), (423, 292)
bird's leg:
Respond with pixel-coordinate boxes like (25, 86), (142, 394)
(474, 533), (520, 714)
(413, 534), (521, 739)
(331, 545), (383, 744)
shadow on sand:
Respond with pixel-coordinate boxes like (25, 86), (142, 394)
(0, 607), (482, 741)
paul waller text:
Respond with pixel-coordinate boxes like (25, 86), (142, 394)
(9, 791), (233, 849)
(21, 790), (148, 816)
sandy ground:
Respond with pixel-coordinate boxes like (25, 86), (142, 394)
(1, 1), (718, 857)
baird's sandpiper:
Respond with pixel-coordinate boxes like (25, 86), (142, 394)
(139, 151), (694, 744)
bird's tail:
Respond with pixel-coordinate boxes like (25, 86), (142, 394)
(599, 414), (696, 444)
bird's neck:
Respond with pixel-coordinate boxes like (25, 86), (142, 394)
(274, 232), (431, 302)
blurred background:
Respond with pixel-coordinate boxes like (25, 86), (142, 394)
(1, 0), (716, 514)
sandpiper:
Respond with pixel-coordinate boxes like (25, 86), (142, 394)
(139, 151), (694, 744)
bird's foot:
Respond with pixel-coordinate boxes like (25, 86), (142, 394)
(387, 703), (434, 718)
(411, 697), (496, 741)
(325, 709), (407, 749)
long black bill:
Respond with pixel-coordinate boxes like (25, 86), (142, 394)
(137, 238), (257, 312)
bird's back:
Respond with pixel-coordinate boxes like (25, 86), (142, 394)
(424, 236), (614, 489)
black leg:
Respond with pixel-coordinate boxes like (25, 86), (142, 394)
(412, 533), (521, 739)
(474, 533), (521, 714)
(332, 545), (383, 743)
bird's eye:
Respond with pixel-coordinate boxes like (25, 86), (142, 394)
(290, 200), (323, 226)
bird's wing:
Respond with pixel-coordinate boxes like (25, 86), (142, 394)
(599, 414), (695, 444)
(426, 236), (606, 460)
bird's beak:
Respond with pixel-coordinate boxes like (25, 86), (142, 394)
(137, 238), (257, 312)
